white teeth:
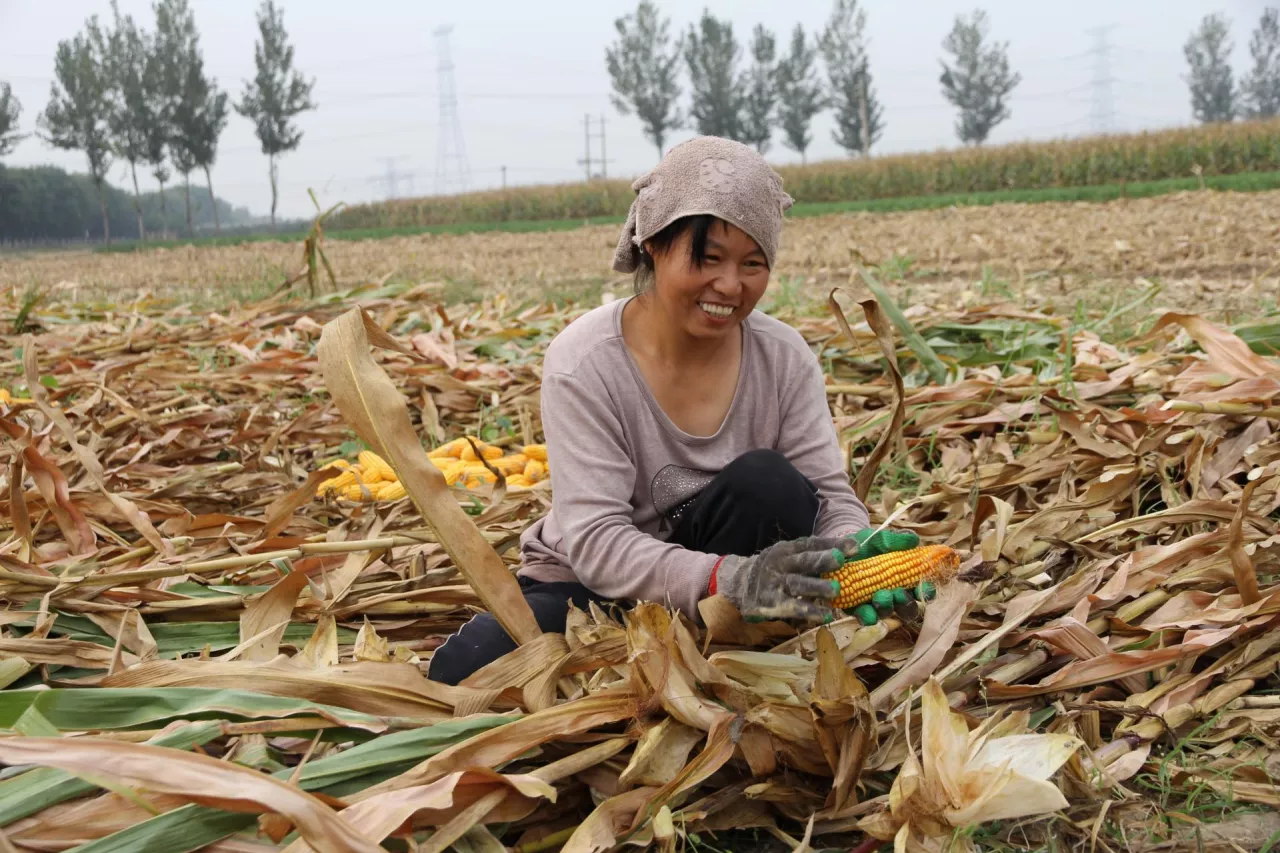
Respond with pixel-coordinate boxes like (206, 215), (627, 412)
(699, 302), (734, 317)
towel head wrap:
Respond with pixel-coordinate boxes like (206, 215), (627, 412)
(611, 135), (794, 274)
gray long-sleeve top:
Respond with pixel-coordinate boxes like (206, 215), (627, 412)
(517, 298), (871, 619)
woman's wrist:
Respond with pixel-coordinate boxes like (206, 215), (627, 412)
(707, 555), (727, 596)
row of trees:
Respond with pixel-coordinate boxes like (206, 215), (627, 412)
(1185, 10), (1280, 123)
(606, 1), (1022, 162)
(0, 163), (247, 243)
(607, 1), (1280, 164)
(0, 0), (315, 244)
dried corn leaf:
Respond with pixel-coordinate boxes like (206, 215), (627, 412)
(316, 307), (539, 644)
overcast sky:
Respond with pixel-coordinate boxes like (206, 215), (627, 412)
(1, 0), (1274, 219)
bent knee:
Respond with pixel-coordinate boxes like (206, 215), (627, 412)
(720, 449), (813, 501)
(427, 612), (511, 686)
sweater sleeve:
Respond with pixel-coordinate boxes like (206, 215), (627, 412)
(540, 370), (719, 619)
(777, 353), (871, 539)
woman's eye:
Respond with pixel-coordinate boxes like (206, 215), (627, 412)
(705, 255), (721, 264)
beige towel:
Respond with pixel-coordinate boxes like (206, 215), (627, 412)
(612, 136), (794, 274)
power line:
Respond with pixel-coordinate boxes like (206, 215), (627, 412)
(319, 84), (1091, 110)
(320, 89), (611, 106)
(433, 24), (470, 195)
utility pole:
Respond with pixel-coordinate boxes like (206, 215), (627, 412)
(858, 72), (870, 156)
(383, 157), (399, 199)
(577, 114), (593, 181)
(500, 165), (509, 221)
(367, 156), (413, 201)
(1085, 25), (1117, 135)
(576, 114), (613, 180)
(599, 114), (607, 179)
(382, 156), (412, 199)
(434, 24), (471, 195)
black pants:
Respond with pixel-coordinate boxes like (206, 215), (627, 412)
(427, 449), (820, 685)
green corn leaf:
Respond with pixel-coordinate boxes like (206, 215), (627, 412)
(10, 609), (356, 656)
(0, 657), (32, 689)
(858, 265), (949, 385)
(0, 688), (401, 733)
(66, 713), (514, 853)
(12, 705), (59, 737)
(0, 721), (224, 826)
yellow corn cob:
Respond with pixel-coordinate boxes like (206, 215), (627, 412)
(460, 441), (503, 462)
(444, 465), (467, 486)
(432, 459), (464, 481)
(823, 544), (961, 610)
(523, 459), (547, 482)
(376, 481), (407, 501)
(490, 454), (527, 474)
(341, 483), (370, 502)
(522, 444), (547, 462)
(506, 475), (531, 489)
(358, 451), (395, 483)
(462, 470), (497, 488)
(319, 469), (359, 495)
(427, 437), (470, 459)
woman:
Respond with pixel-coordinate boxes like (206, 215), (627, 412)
(428, 136), (916, 686)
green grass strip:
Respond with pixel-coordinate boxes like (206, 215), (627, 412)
(89, 169), (1280, 254)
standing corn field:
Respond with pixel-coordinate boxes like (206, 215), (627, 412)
(332, 118), (1280, 229)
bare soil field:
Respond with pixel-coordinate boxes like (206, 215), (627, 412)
(4, 189), (1278, 316)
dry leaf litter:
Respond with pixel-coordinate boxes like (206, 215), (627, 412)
(0, 247), (1278, 853)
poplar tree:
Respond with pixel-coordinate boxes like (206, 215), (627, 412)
(235, 0), (316, 229)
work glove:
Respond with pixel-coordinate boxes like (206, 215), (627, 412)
(712, 536), (856, 623)
(839, 527), (934, 626)
(843, 527), (920, 561)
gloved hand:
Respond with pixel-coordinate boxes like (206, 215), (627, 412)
(840, 527), (929, 626)
(848, 582), (938, 626)
(844, 527), (920, 561)
(712, 536), (856, 622)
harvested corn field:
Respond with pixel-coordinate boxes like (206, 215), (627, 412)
(1, 194), (1280, 853)
(4, 188), (1279, 316)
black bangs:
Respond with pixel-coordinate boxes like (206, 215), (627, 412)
(633, 214), (719, 294)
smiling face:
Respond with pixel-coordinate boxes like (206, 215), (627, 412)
(643, 217), (770, 342)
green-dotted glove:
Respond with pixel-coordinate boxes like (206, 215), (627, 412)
(847, 582), (937, 626)
(845, 527), (920, 561)
(840, 527), (926, 626)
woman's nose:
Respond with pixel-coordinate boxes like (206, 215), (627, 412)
(710, 271), (741, 296)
